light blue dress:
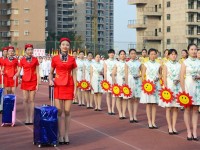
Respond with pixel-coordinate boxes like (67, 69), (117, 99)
(91, 61), (104, 93)
(126, 59), (142, 98)
(140, 60), (161, 104)
(184, 58), (200, 105)
(159, 61), (181, 107)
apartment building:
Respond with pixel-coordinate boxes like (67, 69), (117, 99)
(0, 0), (47, 48)
(128, 0), (200, 55)
(47, 0), (114, 52)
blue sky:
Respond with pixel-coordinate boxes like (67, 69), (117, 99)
(114, 1), (136, 51)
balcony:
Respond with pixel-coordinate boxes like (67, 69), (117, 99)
(186, 30), (200, 38)
(142, 31), (163, 41)
(128, 0), (147, 5)
(143, 7), (162, 16)
(7, 21), (11, 26)
(186, 4), (200, 13)
(1, 32), (11, 37)
(186, 17), (200, 26)
(7, 9), (11, 15)
(127, 20), (147, 29)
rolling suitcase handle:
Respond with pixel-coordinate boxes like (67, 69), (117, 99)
(1, 74), (3, 88)
(50, 85), (54, 106)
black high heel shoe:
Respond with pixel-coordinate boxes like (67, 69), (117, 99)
(64, 141), (70, 145)
(129, 120), (134, 123)
(187, 137), (193, 141)
(173, 131), (179, 135)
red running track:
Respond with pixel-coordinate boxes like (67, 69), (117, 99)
(0, 83), (200, 150)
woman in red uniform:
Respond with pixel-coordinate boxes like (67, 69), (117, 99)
(0, 47), (8, 87)
(16, 44), (39, 125)
(49, 38), (77, 145)
(1, 46), (18, 94)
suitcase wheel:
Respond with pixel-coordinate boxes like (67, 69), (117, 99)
(1, 123), (4, 127)
(53, 144), (57, 147)
(38, 144), (42, 148)
(33, 142), (36, 145)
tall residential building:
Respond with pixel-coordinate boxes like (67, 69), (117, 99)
(47, 0), (114, 52)
(128, 0), (200, 55)
(0, 0), (47, 48)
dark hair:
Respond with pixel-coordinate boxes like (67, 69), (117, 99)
(142, 49), (147, 53)
(129, 49), (137, 54)
(72, 50), (77, 53)
(108, 49), (115, 54)
(87, 52), (93, 56)
(181, 49), (188, 58)
(187, 43), (197, 51)
(168, 49), (178, 55)
(164, 49), (169, 54)
(79, 51), (84, 54)
(118, 50), (126, 55)
(197, 48), (200, 51)
(148, 48), (157, 55)
(95, 53), (101, 57)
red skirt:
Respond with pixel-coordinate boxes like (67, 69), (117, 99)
(21, 80), (37, 91)
(54, 85), (74, 100)
(4, 76), (18, 87)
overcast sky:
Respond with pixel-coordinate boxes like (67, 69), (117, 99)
(114, 1), (136, 51)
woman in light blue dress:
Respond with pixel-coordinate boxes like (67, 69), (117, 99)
(104, 49), (117, 115)
(83, 52), (94, 109)
(112, 50), (127, 119)
(125, 49), (142, 123)
(160, 49), (181, 135)
(90, 54), (104, 111)
(140, 48), (162, 129)
(76, 51), (85, 106)
(180, 44), (200, 141)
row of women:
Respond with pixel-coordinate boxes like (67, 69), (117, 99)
(0, 38), (200, 145)
(73, 44), (200, 142)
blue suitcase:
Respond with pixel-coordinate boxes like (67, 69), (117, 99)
(1, 94), (16, 127)
(33, 105), (58, 147)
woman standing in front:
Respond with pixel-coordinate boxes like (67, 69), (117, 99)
(2, 46), (18, 94)
(90, 54), (104, 111)
(112, 50), (127, 119)
(104, 49), (117, 115)
(76, 51), (85, 106)
(16, 44), (39, 125)
(0, 47), (8, 87)
(180, 44), (200, 141)
(83, 52), (94, 109)
(49, 38), (77, 144)
(159, 49), (181, 134)
(140, 48), (162, 129)
(125, 49), (142, 123)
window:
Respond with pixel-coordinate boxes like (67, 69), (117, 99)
(24, 30), (29, 36)
(159, 4), (161, 8)
(13, 20), (19, 25)
(167, 1), (170, 7)
(13, 31), (19, 37)
(24, 19), (30, 24)
(13, 9), (19, 14)
(167, 39), (171, 45)
(159, 28), (161, 32)
(24, 8), (30, 13)
(167, 26), (171, 32)
(167, 14), (170, 20)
